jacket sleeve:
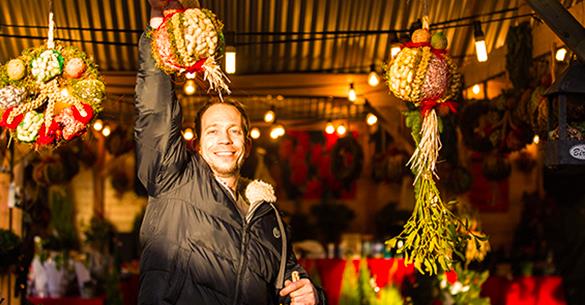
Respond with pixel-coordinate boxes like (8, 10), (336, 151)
(282, 230), (328, 305)
(134, 32), (190, 196)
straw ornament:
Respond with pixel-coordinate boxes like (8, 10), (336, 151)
(0, 0), (105, 148)
(151, 3), (230, 98)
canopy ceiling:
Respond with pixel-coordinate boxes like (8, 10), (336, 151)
(0, 0), (579, 127)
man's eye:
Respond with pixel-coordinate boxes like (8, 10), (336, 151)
(230, 129), (242, 135)
(207, 130), (217, 134)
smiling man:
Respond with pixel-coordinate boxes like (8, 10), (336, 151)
(134, 1), (325, 305)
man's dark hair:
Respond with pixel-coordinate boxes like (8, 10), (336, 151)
(193, 99), (251, 143)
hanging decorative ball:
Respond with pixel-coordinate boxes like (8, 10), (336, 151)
(73, 79), (105, 103)
(6, 59), (27, 81)
(152, 7), (230, 95)
(63, 58), (87, 79)
(386, 28), (461, 106)
(431, 32), (448, 50)
(0, 86), (25, 109)
(412, 29), (431, 43)
(31, 50), (64, 83)
(0, 44), (105, 148)
(16, 111), (44, 143)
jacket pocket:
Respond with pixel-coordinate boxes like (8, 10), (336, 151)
(163, 246), (191, 304)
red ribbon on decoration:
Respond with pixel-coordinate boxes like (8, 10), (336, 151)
(0, 107), (24, 129)
(71, 103), (94, 125)
(401, 42), (448, 58)
(420, 99), (458, 117)
(36, 120), (60, 145)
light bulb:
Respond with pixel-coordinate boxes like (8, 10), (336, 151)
(472, 84), (481, 95)
(336, 124), (347, 136)
(183, 128), (194, 141)
(348, 83), (357, 102)
(225, 46), (236, 74)
(555, 48), (567, 62)
(325, 121), (335, 134)
(270, 128), (280, 139)
(473, 21), (488, 62)
(93, 119), (104, 131)
(184, 79), (196, 95)
(368, 71), (380, 87)
(102, 126), (111, 137)
(533, 135), (540, 144)
(368, 65), (380, 87)
(185, 72), (196, 79)
(275, 124), (285, 137)
(250, 127), (261, 139)
(475, 40), (488, 62)
(366, 113), (378, 126)
(264, 109), (275, 123)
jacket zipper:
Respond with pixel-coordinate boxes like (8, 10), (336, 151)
(232, 204), (273, 305)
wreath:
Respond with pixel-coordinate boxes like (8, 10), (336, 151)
(331, 136), (363, 186)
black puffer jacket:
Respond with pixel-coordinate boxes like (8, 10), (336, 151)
(135, 33), (324, 305)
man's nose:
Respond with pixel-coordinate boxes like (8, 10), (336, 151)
(217, 130), (232, 143)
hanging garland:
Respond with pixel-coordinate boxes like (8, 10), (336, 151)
(0, 2), (104, 148)
(151, 1), (230, 98)
(385, 16), (484, 275)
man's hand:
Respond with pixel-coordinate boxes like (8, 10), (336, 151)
(279, 278), (319, 305)
(148, 0), (183, 28)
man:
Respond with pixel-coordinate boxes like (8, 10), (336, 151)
(134, 1), (325, 304)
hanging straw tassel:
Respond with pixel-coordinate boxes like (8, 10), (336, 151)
(407, 108), (442, 184)
(202, 57), (231, 101)
(47, 0), (55, 49)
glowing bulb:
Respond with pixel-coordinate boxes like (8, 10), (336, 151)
(264, 109), (275, 123)
(102, 126), (111, 137)
(555, 48), (567, 62)
(275, 124), (285, 137)
(366, 113), (378, 126)
(348, 83), (357, 102)
(475, 40), (488, 62)
(533, 134), (540, 144)
(391, 45), (401, 58)
(325, 121), (335, 134)
(397, 240), (404, 249)
(270, 128), (280, 139)
(60, 88), (70, 98)
(472, 84), (481, 95)
(225, 46), (236, 74)
(184, 79), (196, 95)
(250, 127), (261, 139)
(185, 72), (196, 79)
(93, 119), (104, 131)
(183, 128), (194, 141)
(473, 21), (488, 62)
(368, 65), (380, 87)
(336, 124), (347, 136)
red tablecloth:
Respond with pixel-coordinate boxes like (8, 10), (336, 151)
(27, 296), (105, 305)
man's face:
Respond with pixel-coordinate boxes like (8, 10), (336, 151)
(198, 103), (250, 178)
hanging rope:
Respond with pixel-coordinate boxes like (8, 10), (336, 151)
(47, 0), (55, 49)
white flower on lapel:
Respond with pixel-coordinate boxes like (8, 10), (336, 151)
(245, 179), (276, 205)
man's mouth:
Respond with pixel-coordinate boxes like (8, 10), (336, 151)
(215, 151), (235, 156)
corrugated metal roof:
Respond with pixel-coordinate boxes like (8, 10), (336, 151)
(0, 0), (530, 74)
